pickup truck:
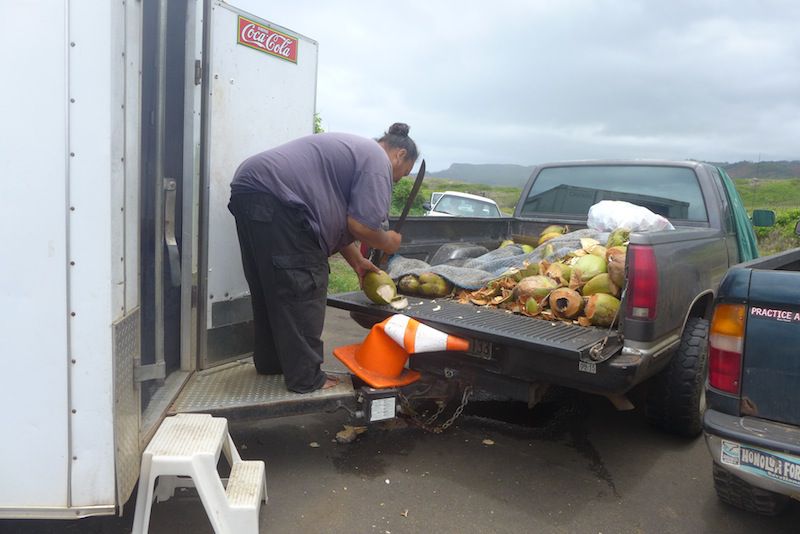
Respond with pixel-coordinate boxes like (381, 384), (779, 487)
(423, 190), (503, 218)
(329, 160), (765, 436)
(703, 228), (800, 515)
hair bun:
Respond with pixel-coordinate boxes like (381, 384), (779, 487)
(387, 122), (410, 137)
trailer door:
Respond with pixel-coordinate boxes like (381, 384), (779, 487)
(200, 2), (318, 368)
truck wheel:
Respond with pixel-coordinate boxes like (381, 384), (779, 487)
(712, 463), (788, 515)
(645, 317), (709, 437)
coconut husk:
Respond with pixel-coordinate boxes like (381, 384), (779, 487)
(549, 288), (584, 319)
(512, 275), (558, 303)
(606, 246), (627, 288)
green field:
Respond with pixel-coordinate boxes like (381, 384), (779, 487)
(329, 176), (800, 294)
(734, 178), (800, 214)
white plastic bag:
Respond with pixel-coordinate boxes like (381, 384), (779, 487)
(586, 200), (675, 232)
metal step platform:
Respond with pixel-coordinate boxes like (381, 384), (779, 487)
(169, 360), (356, 420)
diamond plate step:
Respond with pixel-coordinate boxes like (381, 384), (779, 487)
(169, 360), (356, 419)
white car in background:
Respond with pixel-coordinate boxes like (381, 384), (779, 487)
(423, 191), (502, 217)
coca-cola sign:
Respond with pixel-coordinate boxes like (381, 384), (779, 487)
(237, 16), (298, 63)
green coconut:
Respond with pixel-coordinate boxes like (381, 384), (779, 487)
(512, 275), (558, 303)
(509, 262), (540, 281)
(573, 254), (607, 281)
(524, 297), (541, 316)
(397, 275), (420, 295)
(545, 263), (572, 287)
(589, 245), (607, 259)
(538, 232), (562, 246)
(363, 271), (397, 304)
(606, 228), (631, 248)
(499, 239), (515, 248)
(521, 244), (535, 254)
(584, 293), (621, 327)
(581, 273), (620, 298)
(418, 272), (452, 298)
(540, 225), (566, 237)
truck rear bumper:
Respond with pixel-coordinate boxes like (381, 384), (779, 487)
(411, 345), (650, 397)
(704, 409), (800, 498)
(330, 292), (666, 396)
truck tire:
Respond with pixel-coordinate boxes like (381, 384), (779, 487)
(712, 463), (788, 515)
(645, 317), (709, 437)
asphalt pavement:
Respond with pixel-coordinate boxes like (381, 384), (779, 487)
(2, 307), (799, 534)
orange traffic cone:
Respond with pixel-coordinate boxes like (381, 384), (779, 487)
(333, 314), (470, 389)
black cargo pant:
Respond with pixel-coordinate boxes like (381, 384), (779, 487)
(228, 193), (329, 393)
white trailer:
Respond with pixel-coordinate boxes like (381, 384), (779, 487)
(0, 0), (363, 519)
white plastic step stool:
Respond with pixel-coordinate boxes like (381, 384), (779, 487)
(131, 413), (267, 534)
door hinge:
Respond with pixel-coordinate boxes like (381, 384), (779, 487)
(134, 361), (166, 383)
(194, 59), (202, 86)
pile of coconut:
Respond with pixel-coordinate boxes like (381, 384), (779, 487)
(362, 225), (629, 328)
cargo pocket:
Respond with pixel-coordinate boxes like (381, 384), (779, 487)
(245, 201), (274, 223)
(272, 253), (329, 302)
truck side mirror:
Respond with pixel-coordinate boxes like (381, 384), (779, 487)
(795, 220), (800, 236)
(751, 209), (776, 227)
(422, 202), (432, 211)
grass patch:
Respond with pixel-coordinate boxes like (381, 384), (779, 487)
(328, 255), (359, 294)
(735, 178), (800, 214)
(753, 208), (800, 256)
(734, 179), (800, 255)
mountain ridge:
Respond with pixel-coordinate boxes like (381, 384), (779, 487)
(426, 160), (800, 188)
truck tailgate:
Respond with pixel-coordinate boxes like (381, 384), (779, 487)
(328, 292), (622, 362)
(740, 270), (800, 426)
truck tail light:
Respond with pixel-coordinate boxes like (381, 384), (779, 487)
(708, 303), (745, 395)
(625, 244), (658, 320)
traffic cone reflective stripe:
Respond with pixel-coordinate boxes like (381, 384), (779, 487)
(381, 314), (470, 355)
(333, 314), (471, 389)
(403, 317), (418, 353)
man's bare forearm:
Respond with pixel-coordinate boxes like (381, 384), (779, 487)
(347, 216), (401, 254)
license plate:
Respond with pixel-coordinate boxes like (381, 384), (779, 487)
(369, 396), (396, 422)
(468, 338), (493, 360)
(721, 439), (800, 488)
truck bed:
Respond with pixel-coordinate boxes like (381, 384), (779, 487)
(327, 291), (622, 362)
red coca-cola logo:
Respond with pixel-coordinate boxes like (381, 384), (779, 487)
(237, 16), (298, 63)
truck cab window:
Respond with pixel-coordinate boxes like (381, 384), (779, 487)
(521, 165), (708, 221)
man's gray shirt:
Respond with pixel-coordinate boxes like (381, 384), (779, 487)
(231, 132), (393, 256)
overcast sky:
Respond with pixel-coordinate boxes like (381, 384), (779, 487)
(234, 0), (799, 171)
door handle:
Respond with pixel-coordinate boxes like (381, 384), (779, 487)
(163, 178), (181, 287)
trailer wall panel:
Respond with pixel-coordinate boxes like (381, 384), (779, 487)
(0, 2), (71, 508)
(66, 0), (118, 507)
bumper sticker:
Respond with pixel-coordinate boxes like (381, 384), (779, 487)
(721, 439), (800, 487)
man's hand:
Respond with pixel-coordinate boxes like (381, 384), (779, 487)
(353, 257), (380, 288)
(347, 217), (402, 255)
(381, 230), (402, 255)
(339, 242), (381, 288)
